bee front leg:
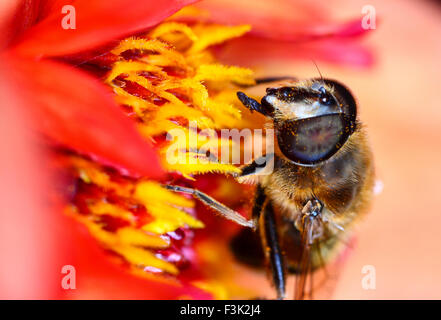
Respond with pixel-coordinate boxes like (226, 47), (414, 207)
(235, 153), (274, 182)
(164, 155), (274, 230)
(164, 185), (257, 229)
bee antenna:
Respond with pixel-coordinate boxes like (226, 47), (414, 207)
(311, 60), (324, 80)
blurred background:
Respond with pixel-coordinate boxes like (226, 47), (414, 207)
(331, 0), (441, 299)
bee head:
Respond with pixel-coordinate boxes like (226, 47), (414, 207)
(261, 79), (357, 166)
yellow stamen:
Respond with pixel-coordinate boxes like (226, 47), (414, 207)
(188, 24), (251, 54)
(195, 64), (255, 86)
(68, 17), (256, 294)
(150, 22), (199, 43)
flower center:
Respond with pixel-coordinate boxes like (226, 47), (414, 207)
(64, 19), (256, 292)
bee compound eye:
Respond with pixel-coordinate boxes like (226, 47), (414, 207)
(321, 79), (357, 131)
(276, 114), (350, 165)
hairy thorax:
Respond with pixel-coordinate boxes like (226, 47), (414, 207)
(261, 130), (374, 230)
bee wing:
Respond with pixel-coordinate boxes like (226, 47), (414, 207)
(293, 218), (347, 300)
(294, 218), (313, 300)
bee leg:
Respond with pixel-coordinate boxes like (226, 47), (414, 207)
(230, 185), (267, 268)
(236, 153), (274, 180)
(164, 155), (273, 230)
(252, 184), (267, 220)
(164, 185), (256, 229)
(260, 200), (286, 300)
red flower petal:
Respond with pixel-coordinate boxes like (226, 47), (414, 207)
(0, 61), (69, 298)
(0, 0), (21, 47)
(6, 54), (164, 179)
(12, 0), (199, 57)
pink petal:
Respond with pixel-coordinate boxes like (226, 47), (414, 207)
(216, 36), (374, 68)
(194, 0), (372, 41)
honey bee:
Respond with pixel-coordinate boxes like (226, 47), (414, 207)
(166, 77), (375, 300)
